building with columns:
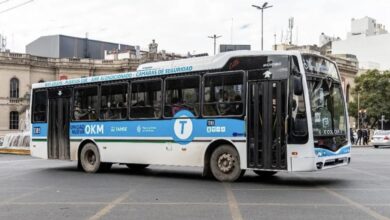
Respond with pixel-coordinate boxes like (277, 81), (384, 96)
(0, 46), (185, 138)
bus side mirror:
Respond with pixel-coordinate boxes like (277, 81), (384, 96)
(294, 75), (303, 96)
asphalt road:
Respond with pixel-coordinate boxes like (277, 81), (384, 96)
(1, 147), (390, 220)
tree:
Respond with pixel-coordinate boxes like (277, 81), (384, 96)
(348, 70), (390, 129)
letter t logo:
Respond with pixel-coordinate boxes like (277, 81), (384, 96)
(179, 121), (187, 134)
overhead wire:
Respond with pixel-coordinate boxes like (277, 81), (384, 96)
(0, 0), (34, 14)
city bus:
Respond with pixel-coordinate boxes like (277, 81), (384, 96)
(30, 51), (351, 182)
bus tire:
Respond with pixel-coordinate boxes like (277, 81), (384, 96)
(80, 143), (102, 173)
(126, 164), (149, 171)
(253, 170), (277, 177)
(210, 144), (242, 182)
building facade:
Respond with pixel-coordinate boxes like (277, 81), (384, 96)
(332, 17), (390, 70)
(0, 52), (139, 137)
(26, 35), (135, 60)
(0, 42), (188, 138)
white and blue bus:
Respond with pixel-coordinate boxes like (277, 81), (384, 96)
(30, 51), (351, 181)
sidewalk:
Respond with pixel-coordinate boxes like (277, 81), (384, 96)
(0, 147), (30, 155)
(352, 144), (373, 148)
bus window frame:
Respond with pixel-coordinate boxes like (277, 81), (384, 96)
(288, 55), (309, 144)
(99, 81), (129, 121)
(202, 70), (246, 118)
(31, 89), (48, 123)
(163, 74), (201, 119)
(129, 78), (163, 120)
(72, 84), (99, 122)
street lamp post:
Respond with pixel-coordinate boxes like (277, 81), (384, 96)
(208, 34), (222, 55)
(358, 109), (367, 129)
(252, 2), (273, 50)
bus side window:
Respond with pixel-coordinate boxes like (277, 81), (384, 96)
(73, 86), (98, 121)
(32, 90), (47, 122)
(203, 72), (244, 116)
(100, 83), (128, 120)
(164, 76), (200, 117)
(130, 80), (161, 119)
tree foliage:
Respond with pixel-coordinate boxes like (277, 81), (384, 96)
(348, 69), (390, 128)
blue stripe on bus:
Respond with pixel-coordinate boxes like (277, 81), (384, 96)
(31, 115), (246, 145)
(315, 145), (350, 158)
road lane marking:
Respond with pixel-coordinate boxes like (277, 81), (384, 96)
(7, 201), (390, 208)
(321, 187), (390, 220)
(224, 183), (243, 220)
(0, 186), (51, 205)
(293, 173), (390, 220)
(88, 190), (132, 220)
(0, 159), (40, 164)
(343, 166), (390, 180)
(232, 188), (390, 191)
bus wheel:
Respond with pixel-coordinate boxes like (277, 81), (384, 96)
(253, 170), (277, 177)
(80, 143), (102, 173)
(126, 164), (149, 171)
(210, 145), (242, 182)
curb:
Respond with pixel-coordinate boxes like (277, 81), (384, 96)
(352, 145), (373, 148)
(0, 148), (30, 155)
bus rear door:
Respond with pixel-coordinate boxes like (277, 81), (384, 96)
(47, 88), (72, 160)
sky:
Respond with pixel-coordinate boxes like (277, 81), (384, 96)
(0, 0), (389, 55)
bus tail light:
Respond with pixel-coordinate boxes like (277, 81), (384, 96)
(384, 136), (389, 140)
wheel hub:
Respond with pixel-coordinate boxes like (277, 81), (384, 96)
(85, 150), (96, 165)
(217, 153), (234, 173)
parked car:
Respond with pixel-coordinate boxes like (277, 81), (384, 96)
(371, 130), (390, 148)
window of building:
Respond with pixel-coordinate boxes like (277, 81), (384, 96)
(130, 80), (161, 119)
(203, 72), (244, 116)
(10, 78), (19, 98)
(32, 90), (47, 122)
(100, 83), (128, 120)
(164, 76), (200, 117)
(9, 111), (19, 130)
(73, 86), (98, 121)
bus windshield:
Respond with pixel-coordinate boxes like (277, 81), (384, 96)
(304, 55), (348, 150)
(308, 78), (346, 136)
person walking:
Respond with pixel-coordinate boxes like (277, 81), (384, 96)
(356, 129), (363, 145)
(363, 129), (368, 145)
(350, 128), (355, 145)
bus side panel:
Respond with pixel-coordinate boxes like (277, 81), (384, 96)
(30, 141), (49, 159)
(97, 141), (207, 167)
(30, 123), (48, 159)
(287, 144), (316, 172)
(70, 141), (80, 161)
(236, 142), (247, 169)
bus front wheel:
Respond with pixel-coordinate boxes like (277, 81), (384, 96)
(80, 143), (103, 173)
(210, 145), (242, 182)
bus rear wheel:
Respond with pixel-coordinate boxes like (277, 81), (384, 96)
(253, 170), (277, 177)
(80, 143), (103, 173)
(126, 164), (149, 171)
(210, 145), (242, 182)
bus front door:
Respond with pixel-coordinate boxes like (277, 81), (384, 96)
(247, 80), (287, 170)
(47, 88), (71, 160)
